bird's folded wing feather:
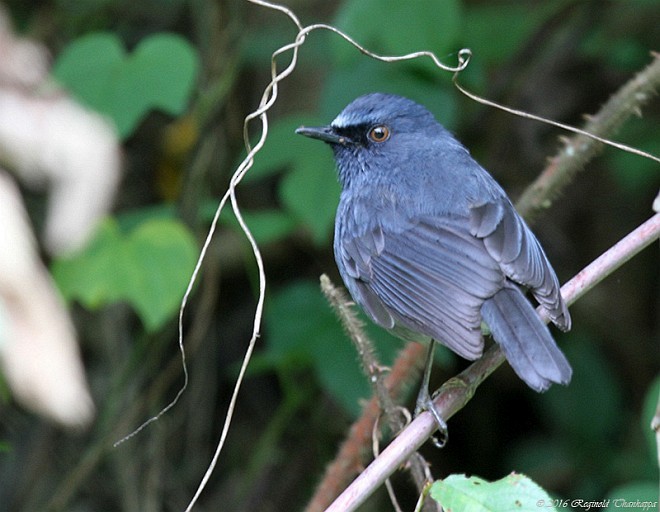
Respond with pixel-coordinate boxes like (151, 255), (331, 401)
(469, 199), (571, 330)
(338, 215), (503, 360)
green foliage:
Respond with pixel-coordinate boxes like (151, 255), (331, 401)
(579, 16), (655, 71)
(241, 116), (341, 245)
(264, 280), (369, 416)
(333, 0), (462, 65)
(322, 0), (461, 127)
(52, 32), (199, 138)
(462, 1), (569, 64)
(279, 148), (341, 245)
(5, 0), (656, 510)
(602, 376), (660, 509)
(219, 208), (298, 246)
(430, 473), (557, 512)
(606, 118), (660, 197)
(321, 59), (458, 129)
(261, 280), (401, 417)
(52, 217), (198, 331)
(538, 335), (623, 444)
(508, 335), (658, 498)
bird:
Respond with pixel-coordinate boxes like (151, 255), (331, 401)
(296, 93), (572, 442)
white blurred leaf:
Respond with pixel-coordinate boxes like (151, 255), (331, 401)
(0, 91), (121, 254)
(0, 6), (49, 88)
(0, 171), (94, 428)
(0, 8), (121, 255)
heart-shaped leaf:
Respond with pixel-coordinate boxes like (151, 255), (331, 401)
(52, 217), (198, 331)
(239, 115), (341, 246)
(333, 0), (462, 66)
(53, 32), (199, 138)
(262, 280), (402, 417)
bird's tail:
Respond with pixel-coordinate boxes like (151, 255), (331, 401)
(481, 285), (572, 392)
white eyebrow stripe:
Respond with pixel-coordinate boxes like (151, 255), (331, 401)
(332, 110), (370, 129)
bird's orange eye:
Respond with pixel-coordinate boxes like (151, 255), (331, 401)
(368, 125), (390, 143)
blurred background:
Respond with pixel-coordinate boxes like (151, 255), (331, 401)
(0, 0), (658, 510)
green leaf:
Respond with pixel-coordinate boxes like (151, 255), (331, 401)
(579, 21), (652, 71)
(53, 32), (199, 137)
(430, 473), (557, 512)
(52, 217), (198, 331)
(463, 1), (568, 64)
(220, 209), (297, 245)
(126, 33), (198, 114)
(263, 280), (402, 417)
(240, 115), (341, 245)
(52, 32), (124, 109)
(264, 281), (370, 416)
(279, 151), (340, 246)
(123, 219), (198, 330)
(240, 115), (323, 183)
(537, 333), (623, 444)
(52, 220), (128, 307)
(333, 0), (462, 66)
(321, 59), (457, 130)
(115, 203), (178, 232)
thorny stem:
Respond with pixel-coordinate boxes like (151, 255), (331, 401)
(303, 341), (426, 512)
(318, 276), (440, 512)
(320, 274), (397, 421)
(515, 52), (660, 222)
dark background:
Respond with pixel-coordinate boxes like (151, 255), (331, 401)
(0, 0), (658, 510)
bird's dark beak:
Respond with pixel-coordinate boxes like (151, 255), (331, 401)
(295, 125), (348, 145)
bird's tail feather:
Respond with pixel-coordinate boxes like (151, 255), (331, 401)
(481, 286), (572, 392)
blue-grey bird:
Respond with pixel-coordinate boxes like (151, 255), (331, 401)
(296, 93), (571, 439)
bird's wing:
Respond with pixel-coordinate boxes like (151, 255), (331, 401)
(337, 215), (503, 360)
(469, 198), (571, 330)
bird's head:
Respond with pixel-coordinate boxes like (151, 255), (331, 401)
(296, 93), (445, 187)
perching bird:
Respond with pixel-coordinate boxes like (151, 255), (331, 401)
(296, 93), (571, 441)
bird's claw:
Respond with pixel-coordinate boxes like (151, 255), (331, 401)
(415, 387), (448, 448)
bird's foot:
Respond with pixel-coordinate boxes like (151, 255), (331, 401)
(415, 386), (448, 448)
